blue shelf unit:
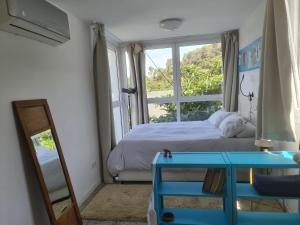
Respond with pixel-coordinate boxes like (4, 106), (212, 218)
(152, 151), (300, 225)
(152, 152), (232, 225)
(226, 151), (300, 225)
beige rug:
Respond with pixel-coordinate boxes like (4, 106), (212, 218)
(82, 184), (152, 222)
(81, 184), (284, 222)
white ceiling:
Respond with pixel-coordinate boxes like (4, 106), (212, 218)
(54, 0), (262, 42)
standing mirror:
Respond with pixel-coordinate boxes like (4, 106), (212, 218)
(31, 129), (71, 219)
(13, 99), (82, 225)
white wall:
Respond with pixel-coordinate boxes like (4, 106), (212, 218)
(0, 11), (101, 225)
(238, 0), (266, 121)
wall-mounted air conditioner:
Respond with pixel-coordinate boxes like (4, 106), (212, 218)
(0, 0), (70, 46)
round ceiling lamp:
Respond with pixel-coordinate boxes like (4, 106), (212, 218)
(159, 18), (183, 31)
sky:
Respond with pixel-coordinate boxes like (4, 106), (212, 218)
(145, 45), (203, 76)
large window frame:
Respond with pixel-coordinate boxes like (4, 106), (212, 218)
(144, 35), (223, 122)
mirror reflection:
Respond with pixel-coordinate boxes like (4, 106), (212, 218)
(31, 129), (71, 219)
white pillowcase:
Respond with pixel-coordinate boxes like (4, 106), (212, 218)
(236, 121), (256, 138)
(208, 110), (234, 128)
(219, 114), (245, 138)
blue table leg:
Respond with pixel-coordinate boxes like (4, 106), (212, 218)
(226, 166), (233, 225)
(298, 191), (300, 214)
(223, 152), (233, 225)
(153, 167), (162, 224)
(299, 168), (300, 214)
(231, 166), (237, 225)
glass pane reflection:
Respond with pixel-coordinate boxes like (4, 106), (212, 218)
(31, 129), (71, 219)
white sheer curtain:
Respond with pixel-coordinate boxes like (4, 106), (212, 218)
(286, 0), (300, 108)
(256, 0), (296, 142)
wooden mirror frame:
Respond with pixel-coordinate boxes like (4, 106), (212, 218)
(13, 99), (82, 225)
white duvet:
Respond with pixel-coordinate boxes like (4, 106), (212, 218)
(107, 120), (256, 176)
(36, 146), (67, 192)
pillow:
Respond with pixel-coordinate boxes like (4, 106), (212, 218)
(208, 110), (234, 128)
(236, 121), (256, 138)
(219, 114), (245, 138)
(254, 174), (300, 197)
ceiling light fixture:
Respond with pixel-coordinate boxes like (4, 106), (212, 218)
(159, 18), (183, 31)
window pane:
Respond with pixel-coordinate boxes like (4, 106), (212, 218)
(108, 48), (120, 102)
(108, 48), (123, 141)
(180, 43), (223, 97)
(148, 103), (176, 123)
(145, 48), (174, 98)
(180, 101), (222, 121)
(125, 51), (132, 88)
(113, 106), (122, 143)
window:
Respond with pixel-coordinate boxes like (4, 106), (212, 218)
(145, 42), (223, 123)
(179, 44), (223, 97)
(108, 47), (123, 143)
(145, 48), (174, 98)
(148, 103), (177, 123)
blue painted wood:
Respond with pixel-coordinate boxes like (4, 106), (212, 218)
(159, 181), (223, 197)
(236, 183), (300, 199)
(227, 151), (300, 225)
(222, 152), (233, 225)
(153, 152), (231, 225)
(156, 152), (227, 168)
(238, 212), (300, 225)
(226, 151), (300, 168)
(152, 153), (162, 225)
(153, 151), (300, 225)
(160, 208), (228, 225)
(231, 165), (238, 225)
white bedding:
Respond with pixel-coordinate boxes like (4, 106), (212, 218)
(107, 120), (257, 176)
(36, 147), (67, 192)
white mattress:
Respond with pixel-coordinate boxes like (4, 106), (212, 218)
(36, 146), (67, 192)
(107, 120), (257, 176)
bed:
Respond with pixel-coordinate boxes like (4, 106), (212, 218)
(36, 146), (70, 202)
(108, 119), (257, 181)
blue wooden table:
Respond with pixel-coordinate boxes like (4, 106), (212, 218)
(152, 151), (300, 225)
(226, 151), (300, 225)
(152, 152), (232, 225)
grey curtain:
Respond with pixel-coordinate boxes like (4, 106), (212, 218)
(256, 0), (296, 142)
(93, 24), (116, 183)
(127, 43), (149, 126)
(221, 30), (239, 112)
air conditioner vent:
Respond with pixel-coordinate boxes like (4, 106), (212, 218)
(0, 0), (70, 46)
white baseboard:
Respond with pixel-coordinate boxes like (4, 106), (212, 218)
(78, 181), (102, 207)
